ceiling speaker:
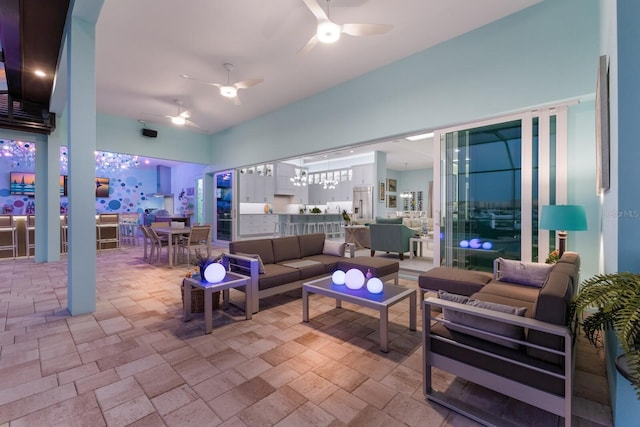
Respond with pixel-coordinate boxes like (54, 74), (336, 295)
(141, 128), (158, 138)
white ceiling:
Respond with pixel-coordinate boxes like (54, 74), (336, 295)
(95, 0), (540, 170)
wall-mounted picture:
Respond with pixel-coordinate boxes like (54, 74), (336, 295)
(387, 194), (397, 208)
(379, 182), (385, 201)
(387, 178), (397, 193)
(95, 177), (110, 198)
(186, 187), (195, 197)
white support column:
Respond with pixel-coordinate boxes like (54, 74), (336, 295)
(66, 14), (99, 315)
(34, 135), (62, 262)
(537, 109), (551, 259)
(521, 113), (533, 262)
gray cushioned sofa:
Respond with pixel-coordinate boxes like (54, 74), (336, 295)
(420, 252), (580, 426)
(226, 233), (399, 313)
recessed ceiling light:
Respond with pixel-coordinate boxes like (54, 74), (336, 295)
(34, 70), (46, 78)
(405, 132), (434, 141)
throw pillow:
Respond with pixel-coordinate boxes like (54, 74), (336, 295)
(496, 258), (553, 287)
(439, 291), (527, 349)
(323, 240), (346, 257)
(235, 252), (265, 274)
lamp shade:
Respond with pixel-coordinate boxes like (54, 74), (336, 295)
(539, 205), (587, 231)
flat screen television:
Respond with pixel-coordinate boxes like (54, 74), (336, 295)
(95, 177), (110, 197)
(10, 172), (68, 196)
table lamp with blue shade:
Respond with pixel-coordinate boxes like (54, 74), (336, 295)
(540, 205), (588, 256)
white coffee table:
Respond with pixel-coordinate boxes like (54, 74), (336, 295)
(302, 276), (416, 352)
(183, 271), (252, 334)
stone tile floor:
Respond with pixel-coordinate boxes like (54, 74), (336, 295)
(0, 246), (613, 426)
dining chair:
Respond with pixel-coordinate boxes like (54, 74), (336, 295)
(146, 225), (170, 264)
(177, 225), (211, 264)
(60, 215), (68, 254)
(25, 215), (36, 257)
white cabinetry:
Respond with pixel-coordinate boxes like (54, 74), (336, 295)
(239, 214), (278, 236)
(352, 164), (374, 186)
(238, 167), (274, 203)
(275, 163), (295, 196)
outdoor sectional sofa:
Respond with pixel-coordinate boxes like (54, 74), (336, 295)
(419, 252), (580, 426)
(226, 233), (400, 313)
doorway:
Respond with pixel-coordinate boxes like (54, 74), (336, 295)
(214, 170), (234, 244)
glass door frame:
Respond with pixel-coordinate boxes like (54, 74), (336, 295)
(213, 169), (235, 245)
(432, 107), (567, 269)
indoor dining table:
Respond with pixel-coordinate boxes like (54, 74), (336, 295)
(152, 226), (191, 267)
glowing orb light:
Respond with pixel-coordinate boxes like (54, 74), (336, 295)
(459, 240), (469, 248)
(332, 270), (346, 285)
(204, 262), (226, 283)
(482, 241), (493, 250)
(345, 268), (365, 290)
(366, 277), (384, 294)
(470, 239), (482, 249)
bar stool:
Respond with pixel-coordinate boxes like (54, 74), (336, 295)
(273, 221), (283, 237)
(0, 215), (17, 258)
(60, 215), (68, 254)
(306, 222), (318, 234)
(332, 221), (343, 238)
(285, 222), (299, 235)
(316, 222), (326, 235)
(25, 215), (35, 257)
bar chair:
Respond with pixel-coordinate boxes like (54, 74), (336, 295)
(0, 215), (17, 258)
(25, 215), (35, 257)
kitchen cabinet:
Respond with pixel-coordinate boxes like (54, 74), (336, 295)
(238, 168), (274, 203)
(239, 214), (279, 236)
(275, 163), (295, 196)
(351, 164), (374, 186)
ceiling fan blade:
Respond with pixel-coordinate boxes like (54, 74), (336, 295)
(233, 96), (241, 106)
(234, 78), (264, 90)
(186, 119), (200, 128)
(179, 110), (191, 118)
(298, 34), (319, 55)
(342, 23), (393, 37)
(180, 74), (223, 87)
(302, 0), (328, 22)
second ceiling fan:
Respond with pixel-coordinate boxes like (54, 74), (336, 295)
(299, 0), (394, 54)
(181, 63), (263, 106)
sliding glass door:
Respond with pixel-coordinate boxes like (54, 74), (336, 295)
(435, 108), (563, 271)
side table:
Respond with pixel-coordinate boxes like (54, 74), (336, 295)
(183, 271), (252, 334)
(409, 235), (432, 259)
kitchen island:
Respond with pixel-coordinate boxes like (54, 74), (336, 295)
(276, 213), (342, 236)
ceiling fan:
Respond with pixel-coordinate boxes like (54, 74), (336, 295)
(180, 63), (263, 105)
(164, 99), (199, 127)
(299, 0), (393, 54)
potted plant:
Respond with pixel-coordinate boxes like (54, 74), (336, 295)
(193, 249), (222, 278)
(571, 272), (640, 396)
(342, 209), (351, 225)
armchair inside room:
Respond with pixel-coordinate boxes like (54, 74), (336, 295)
(368, 219), (420, 260)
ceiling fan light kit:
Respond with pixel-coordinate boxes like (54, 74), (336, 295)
(317, 21), (341, 43)
(220, 86), (238, 98)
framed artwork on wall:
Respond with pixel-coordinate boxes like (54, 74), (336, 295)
(186, 187), (195, 197)
(379, 182), (385, 201)
(387, 194), (397, 208)
(387, 178), (397, 193)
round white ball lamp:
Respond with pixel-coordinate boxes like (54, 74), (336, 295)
(332, 270), (346, 285)
(366, 277), (384, 294)
(204, 262), (226, 283)
(344, 268), (365, 290)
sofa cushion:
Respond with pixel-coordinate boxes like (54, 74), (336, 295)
(495, 258), (553, 287)
(439, 291), (527, 349)
(299, 234), (325, 257)
(230, 239), (274, 265)
(277, 260), (326, 280)
(338, 257), (398, 279)
(323, 240), (346, 257)
(419, 267), (493, 296)
(527, 270), (573, 364)
(258, 264), (300, 291)
(470, 292), (536, 319)
(475, 281), (540, 305)
(272, 236), (301, 263)
(235, 252), (266, 274)
(302, 254), (343, 273)
(375, 216), (403, 224)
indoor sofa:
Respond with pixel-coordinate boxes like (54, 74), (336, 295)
(420, 252), (580, 426)
(226, 233), (399, 313)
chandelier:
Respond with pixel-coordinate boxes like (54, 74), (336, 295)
(322, 157), (339, 190)
(0, 139), (36, 168)
(59, 147), (142, 174)
(290, 168), (307, 187)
